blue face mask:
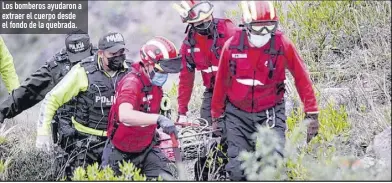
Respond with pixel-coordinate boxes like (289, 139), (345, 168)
(151, 71), (168, 86)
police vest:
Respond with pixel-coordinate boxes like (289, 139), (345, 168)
(71, 57), (131, 136)
(52, 47), (99, 120)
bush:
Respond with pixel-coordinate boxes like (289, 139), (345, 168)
(71, 161), (164, 181)
(240, 118), (389, 181)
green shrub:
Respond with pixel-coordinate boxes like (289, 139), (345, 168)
(240, 119), (388, 181)
(71, 161), (163, 181)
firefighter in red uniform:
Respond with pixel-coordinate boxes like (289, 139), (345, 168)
(172, 0), (237, 127)
(102, 36), (183, 179)
(211, 1), (320, 181)
(172, 1), (238, 180)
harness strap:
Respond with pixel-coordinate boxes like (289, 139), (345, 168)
(183, 29), (197, 72)
(229, 28), (248, 52)
(210, 19), (224, 59)
(136, 71), (152, 113)
(109, 113), (118, 140)
(264, 33), (284, 79)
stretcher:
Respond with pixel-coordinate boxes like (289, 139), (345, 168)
(156, 118), (221, 163)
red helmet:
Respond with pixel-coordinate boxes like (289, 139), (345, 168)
(139, 36), (182, 73)
(172, 0), (214, 24)
(240, 1), (279, 34)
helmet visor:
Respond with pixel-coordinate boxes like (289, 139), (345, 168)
(184, 2), (213, 23)
(155, 55), (183, 73)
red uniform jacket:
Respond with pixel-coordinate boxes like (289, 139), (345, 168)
(211, 29), (318, 118)
(177, 18), (238, 115)
(107, 62), (162, 153)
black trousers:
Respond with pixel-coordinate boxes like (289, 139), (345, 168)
(224, 101), (287, 181)
(56, 134), (106, 180)
(200, 89), (213, 125)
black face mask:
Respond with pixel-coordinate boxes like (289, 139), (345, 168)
(107, 54), (125, 71)
(193, 20), (213, 36)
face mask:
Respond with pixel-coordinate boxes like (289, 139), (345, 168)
(248, 33), (271, 48)
(193, 20), (213, 36)
(107, 54), (125, 70)
(150, 71), (168, 86)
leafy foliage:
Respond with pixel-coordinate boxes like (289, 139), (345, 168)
(71, 161), (162, 181)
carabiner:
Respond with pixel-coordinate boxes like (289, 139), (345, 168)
(160, 95), (171, 111)
(265, 108), (276, 129)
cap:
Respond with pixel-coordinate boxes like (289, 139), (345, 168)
(98, 32), (126, 53)
(65, 33), (92, 62)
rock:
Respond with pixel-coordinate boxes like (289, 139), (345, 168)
(319, 87), (351, 106)
(371, 126), (391, 165)
(359, 156), (377, 168)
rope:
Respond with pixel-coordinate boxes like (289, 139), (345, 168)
(177, 118), (219, 160)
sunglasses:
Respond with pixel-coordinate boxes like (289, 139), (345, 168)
(182, 1), (213, 23)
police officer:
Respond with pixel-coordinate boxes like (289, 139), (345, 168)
(211, 1), (320, 181)
(103, 36), (182, 179)
(0, 30), (96, 125)
(0, 35), (19, 94)
(36, 32), (132, 178)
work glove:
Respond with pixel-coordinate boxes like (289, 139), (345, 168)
(177, 115), (187, 123)
(35, 135), (53, 152)
(212, 116), (225, 137)
(305, 112), (319, 143)
(0, 112), (4, 124)
(157, 115), (178, 138)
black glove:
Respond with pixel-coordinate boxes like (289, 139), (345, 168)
(0, 112), (4, 124)
(157, 115), (178, 138)
(212, 116), (225, 137)
(305, 113), (319, 143)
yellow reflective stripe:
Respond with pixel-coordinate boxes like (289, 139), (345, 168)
(71, 116), (107, 136)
